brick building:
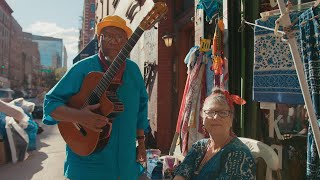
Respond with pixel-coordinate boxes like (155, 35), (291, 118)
(9, 18), (23, 88)
(79, 0), (96, 51)
(0, 0), (12, 88)
(22, 32), (41, 91)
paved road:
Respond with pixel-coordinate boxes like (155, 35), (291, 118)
(0, 122), (66, 180)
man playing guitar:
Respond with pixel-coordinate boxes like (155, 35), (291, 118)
(42, 15), (148, 180)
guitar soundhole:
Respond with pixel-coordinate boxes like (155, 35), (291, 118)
(95, 123), (112, 152)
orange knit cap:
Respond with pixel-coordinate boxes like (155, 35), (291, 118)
(96, 15), (132, 38)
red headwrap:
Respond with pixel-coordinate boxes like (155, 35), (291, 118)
(223, 90), (246, 108)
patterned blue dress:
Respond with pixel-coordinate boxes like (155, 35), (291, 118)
(174, 138), (256, 180)
(43, 54), (149, 180)
(299, 7), (320, 179)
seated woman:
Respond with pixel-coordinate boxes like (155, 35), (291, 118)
(173, 88), (256, 180)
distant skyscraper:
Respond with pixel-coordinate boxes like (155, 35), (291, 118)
(63, 46), (68, 68)
(79, 0), (96, 51)
(32, 35), (63, 68)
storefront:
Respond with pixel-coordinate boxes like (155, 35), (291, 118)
(171, 0), (319, 179)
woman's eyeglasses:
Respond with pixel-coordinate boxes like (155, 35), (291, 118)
(203, 110), (232, 118)
(100, 34), (127, 43)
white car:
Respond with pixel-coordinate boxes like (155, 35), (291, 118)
(0, 88), (14, 102)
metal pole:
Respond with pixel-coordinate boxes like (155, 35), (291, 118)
(277, 0), (320, 157)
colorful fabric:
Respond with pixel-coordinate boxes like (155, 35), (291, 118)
(181, 55), (205, 155)
(43, 54), (149, 180)
(223, 90), (246, 107)
(205, 52), (214, 96)
(253, 11), (304, 104)
(197, 0), (222, 22)
(299, 7), (320, 179)
(174, 138), (256, 180)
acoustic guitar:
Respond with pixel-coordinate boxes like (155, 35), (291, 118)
(58, 2), (168, 156)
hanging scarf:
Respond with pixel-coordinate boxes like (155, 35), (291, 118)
(211, 18), (224, 88)
(98, 50), (126, 85)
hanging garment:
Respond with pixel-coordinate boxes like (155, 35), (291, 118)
(212, 19), (224, 87)
(205, 52), (214, 96)
(186, 62), (206, 151)
(253, 11), (304, 104)
(299, 7), (320, 179)
(176, 47), (200, 134)
(180, 54), (205, 156)
(197, 0), (222, 22)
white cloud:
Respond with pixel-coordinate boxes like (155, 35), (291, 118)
(25, 22), (79, 69)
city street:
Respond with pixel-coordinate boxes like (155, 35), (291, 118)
(0, 121), (65, 180)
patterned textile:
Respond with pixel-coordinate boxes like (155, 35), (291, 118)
(174, 138), (256, 180)
(197, 0), (222, 22)
(181, 55), (205, 155)
(205, 52), (214, 96)
(299, 8), (320, 179)
(253, 11), (304, 104)
(0, 112), (6, 139)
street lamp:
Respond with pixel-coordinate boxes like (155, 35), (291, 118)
(162, 33), (174, 47)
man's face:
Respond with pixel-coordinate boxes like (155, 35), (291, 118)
(99, 26), (127, 58)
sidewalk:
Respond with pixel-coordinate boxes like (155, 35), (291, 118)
(0, 122), (65, 180)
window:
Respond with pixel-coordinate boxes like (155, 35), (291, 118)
(90, 3), (95, 13)
(90, 19), (95, 29)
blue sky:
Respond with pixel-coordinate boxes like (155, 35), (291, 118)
(6, 0), (84, 68)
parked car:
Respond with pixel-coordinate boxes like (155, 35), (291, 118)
(0, 88), (14, 102)
(13, 90), (28, 99)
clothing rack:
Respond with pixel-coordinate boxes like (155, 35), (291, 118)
(275, 0), (320, 157)
(241, 19), (285, 35)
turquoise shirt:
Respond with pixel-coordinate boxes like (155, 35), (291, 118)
(43, 54), (149, 180)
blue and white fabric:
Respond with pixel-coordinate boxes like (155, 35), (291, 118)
(299, 7), (320, 179)
(253, 11), (304, 104)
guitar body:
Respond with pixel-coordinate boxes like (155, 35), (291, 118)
(58, 72), (114, 156)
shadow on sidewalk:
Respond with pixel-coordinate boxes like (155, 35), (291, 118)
(0, 146), (48, 180)
(0, 122), (63, 180)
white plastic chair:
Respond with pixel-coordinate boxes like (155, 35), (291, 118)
(239, 137), (281, 180)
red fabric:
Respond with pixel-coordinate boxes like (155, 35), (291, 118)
(175, 75), (191, 133)
(223, 90), (246, 107)
(98, 50), (126, 84)
(198, 67), (207, 135)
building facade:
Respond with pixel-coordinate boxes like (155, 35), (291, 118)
(9, 18), (23, 89)
(22, 32), (41, 92)
(32, 35), (63, 69)
(79, 0), (96, 51)
(0, 0), (12, 88)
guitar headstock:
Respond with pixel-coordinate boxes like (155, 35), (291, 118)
(139, 2), (168, 31)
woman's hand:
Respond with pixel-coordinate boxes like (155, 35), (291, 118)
(136, 141), (146, 163)
(173, 175), (186, 180)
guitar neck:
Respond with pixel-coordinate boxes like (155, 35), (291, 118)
(88, 27), (144, 103)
